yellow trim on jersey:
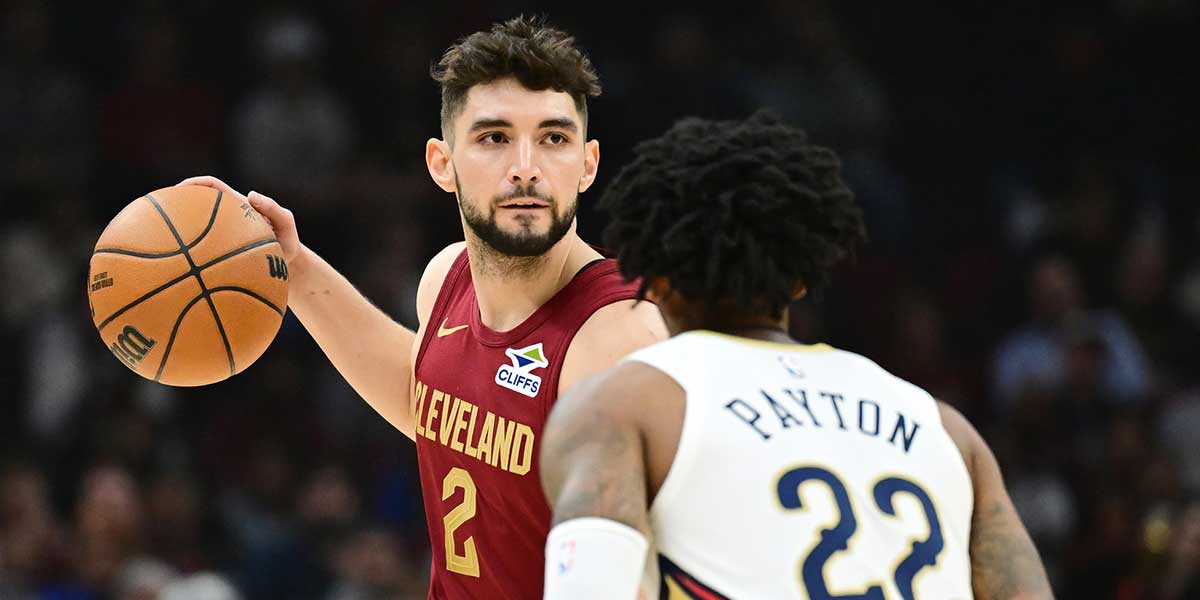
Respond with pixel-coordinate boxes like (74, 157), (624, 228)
(692, 330), (835, 352)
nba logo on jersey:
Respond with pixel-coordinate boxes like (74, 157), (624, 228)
(555, 540), (575, 575)
(496, 343), (549, 397)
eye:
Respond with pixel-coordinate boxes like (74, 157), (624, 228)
(544, 133), (569, 145)
(479, 132), (507, 145)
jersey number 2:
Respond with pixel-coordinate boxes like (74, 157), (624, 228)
(443, 467), (480, 577)
(776, 466), (944, 600)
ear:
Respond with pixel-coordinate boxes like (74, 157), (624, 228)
(643, 276), (672, 305)
(792, 282), (808, 301)
(426, 138), (456, 193)
(577, 139), (600, 193)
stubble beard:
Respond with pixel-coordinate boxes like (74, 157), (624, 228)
(457, 182), (578, 277)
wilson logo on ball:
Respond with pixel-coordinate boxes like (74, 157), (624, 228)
(266, 255), (288, 280)
(110, 325), (156, 369)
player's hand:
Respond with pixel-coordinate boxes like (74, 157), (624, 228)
(177, 176), (302, 264)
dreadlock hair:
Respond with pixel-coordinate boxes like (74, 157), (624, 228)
(430, 15), (602, 142)
(599, 111), (867, 324)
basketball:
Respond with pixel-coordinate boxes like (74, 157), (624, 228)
(87, 185), (289, 386)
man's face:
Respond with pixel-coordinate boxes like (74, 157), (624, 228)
(448, 78), (595, 257)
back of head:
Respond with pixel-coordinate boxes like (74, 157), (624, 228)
(600, 111), (867, 326)
(430, 15), (601, 140)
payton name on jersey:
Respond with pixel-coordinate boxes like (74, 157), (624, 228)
(725, 386), (921, 453)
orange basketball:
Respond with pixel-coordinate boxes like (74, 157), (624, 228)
(87, 185), (289, 386)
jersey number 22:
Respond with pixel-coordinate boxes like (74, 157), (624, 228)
(777, 466), (944, 600)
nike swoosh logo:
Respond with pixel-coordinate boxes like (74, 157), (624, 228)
(437, 318), (469, 338)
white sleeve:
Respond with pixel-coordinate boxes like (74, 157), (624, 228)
(544, 517), (649, 600)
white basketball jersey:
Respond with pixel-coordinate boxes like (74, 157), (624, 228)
(627, 331), (974, 600)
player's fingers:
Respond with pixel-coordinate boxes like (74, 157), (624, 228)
(248, 191), (301, 260)
(178, 175), (239, 196)
(248, 191), (297, 230)
(247, 191), (282, 218)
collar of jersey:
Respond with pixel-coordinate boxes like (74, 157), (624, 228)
(466, 258), (617, 348)
(687, 330), (835, 352)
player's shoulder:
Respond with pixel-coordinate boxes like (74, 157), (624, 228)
(559, 300), (667, 392)
(424, 241), (468, 278)
(576, 299), (666, 352)
(553, 359), (681, 426)
(416, 242), (467, 328)
(934, 399), (991, 481)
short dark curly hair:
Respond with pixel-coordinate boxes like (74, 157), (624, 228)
(599, 111), (867, 321)
(431, 15), (602, 141)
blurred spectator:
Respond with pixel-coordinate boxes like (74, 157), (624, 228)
(75, 465), (143, 557)
(222, 439), (331, 599)
(0, 223), (89, 448)
(0, 460), (68, 599)
(1115, 228), (1191, 377)
(1158, 500), (1200, 599)
(144, 470), (220, 572)
(1157, 389), (1200, 496)
(326, 526), (424, 600)
(1115, 499), (1200, 600)
(112, 556), (176, 600)
(992, 254), (1150, 411)
(160, 572), (242, 600)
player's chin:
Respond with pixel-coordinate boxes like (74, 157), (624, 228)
(496, 210), (550, 230)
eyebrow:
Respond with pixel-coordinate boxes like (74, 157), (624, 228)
(468, 118), (512, 133)
(466, 117), (579, 133)
(538, 118), (578, 132)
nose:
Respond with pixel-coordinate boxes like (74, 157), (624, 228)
(507, 139), (541, 185)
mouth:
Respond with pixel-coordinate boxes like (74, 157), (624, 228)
(498, 197), (550, 209)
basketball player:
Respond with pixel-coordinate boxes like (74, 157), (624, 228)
(541, 112), (1055, 599)
(182, 16), (666, 599)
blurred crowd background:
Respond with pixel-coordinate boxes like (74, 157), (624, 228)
(3, 1), (1199, 598)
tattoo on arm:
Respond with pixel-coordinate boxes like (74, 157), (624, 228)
(970, 487), (1055, 599)
(541, 380), (651, 533)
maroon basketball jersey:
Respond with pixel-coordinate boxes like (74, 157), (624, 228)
(412, 249), (640, 599)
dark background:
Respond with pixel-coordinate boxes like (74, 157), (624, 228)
(2, 1), (1199, 598)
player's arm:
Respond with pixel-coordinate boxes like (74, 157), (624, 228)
(178, 176), (458, 440)
(938, 402), (1055, 600)
(557, 299), (667, 395)
(541, 362), (671, 600)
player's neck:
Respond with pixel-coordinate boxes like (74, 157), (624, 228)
(467, 232), (601, 333)
(714, 325), (795, 345)
(668, 307), (794, 344)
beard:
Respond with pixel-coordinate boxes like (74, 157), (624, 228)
(458, 183), (578, 258)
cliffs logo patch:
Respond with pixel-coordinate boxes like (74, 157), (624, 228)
(496, 342), (548, 398)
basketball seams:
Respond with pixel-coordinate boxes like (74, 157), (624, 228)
(92, 244), (270, 333)
(196, 238), (278, 270)
(154, 292), (209, 382)
(184, 190), (222, 249)
(145, 193), (237, 376)
(144, 194), (199, 267)
(207, 287), (285, 316)
(96, 270), (194, 332)
(93, 247), (184, 259)
(202, 294), (236, 375)
(93, 189), (219, 258)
